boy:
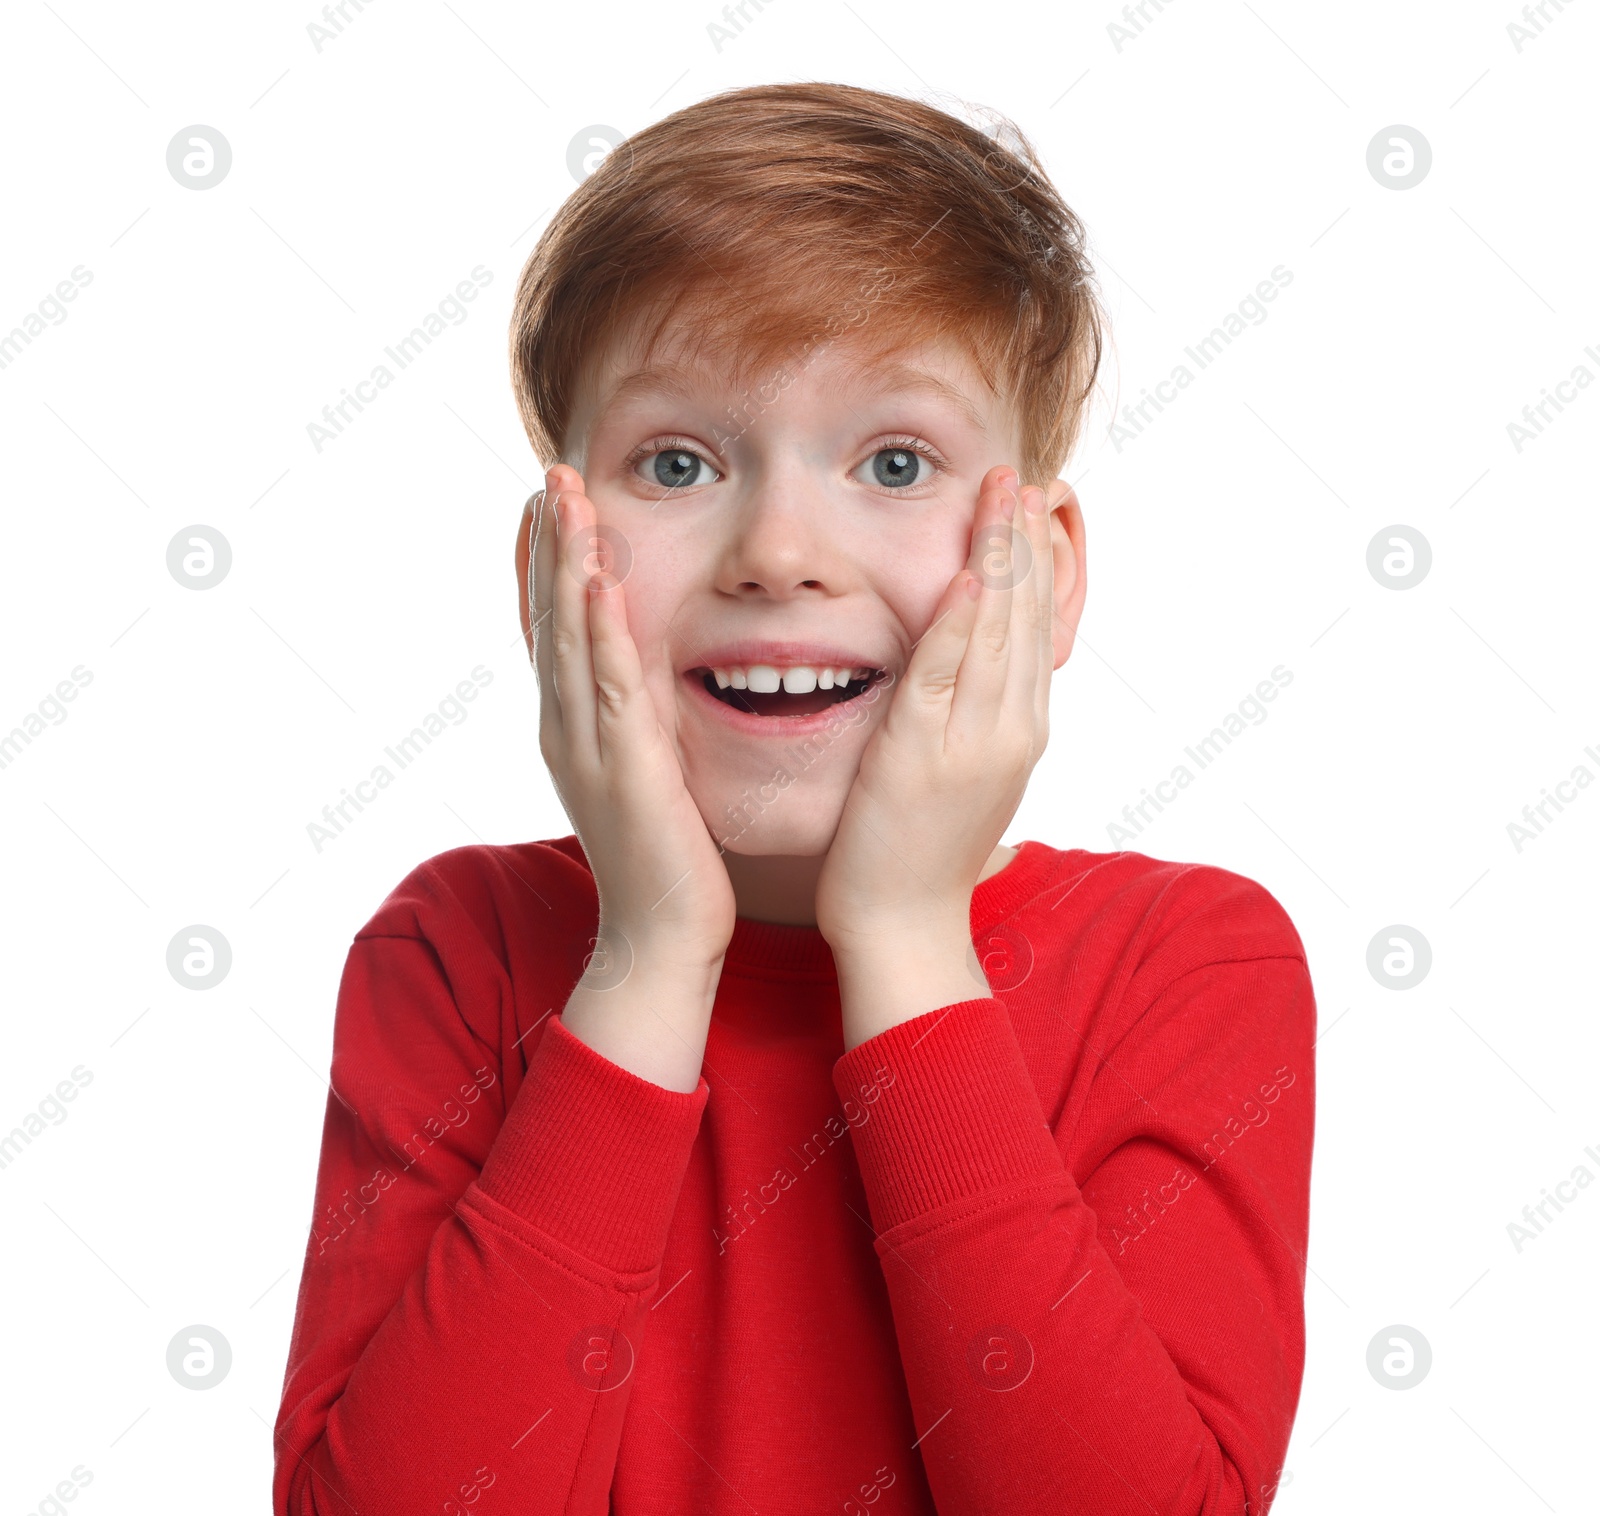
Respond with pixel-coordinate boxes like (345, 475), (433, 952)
(275, 82), (1314, 1515)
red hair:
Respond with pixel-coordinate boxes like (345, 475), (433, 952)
(509, 82), (1105, 485)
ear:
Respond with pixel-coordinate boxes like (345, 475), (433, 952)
(1043, 478), (1086, 669)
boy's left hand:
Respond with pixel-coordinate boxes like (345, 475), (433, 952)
(815, 465), (1073, 1042)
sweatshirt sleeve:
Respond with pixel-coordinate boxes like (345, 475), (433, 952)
(273, 870), (709, 1515)
(829, 875), (1315, 1516)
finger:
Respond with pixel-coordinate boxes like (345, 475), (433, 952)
(528, 486), (569, 755)
(1004, 481), (1054, 737)
(584, 566), (660, 766)
(516, 491), (538, 662)
(547, 466), (602, 766)
(885, 564), (983, 739)
(949, 465), (1022, 732)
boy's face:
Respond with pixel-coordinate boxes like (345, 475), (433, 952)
(547, 322), (1056, 857)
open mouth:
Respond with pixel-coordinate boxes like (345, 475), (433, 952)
(692, 665), (887, 720)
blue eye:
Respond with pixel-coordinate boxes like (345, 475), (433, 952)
(874, 448), (920, 488)
(857, 443), (938, 490)
(641, 447), (720, 490)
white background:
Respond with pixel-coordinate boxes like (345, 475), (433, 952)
(1, 1), (1596, 1510)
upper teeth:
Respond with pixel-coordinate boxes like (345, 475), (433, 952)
(711, 664), (871, 693)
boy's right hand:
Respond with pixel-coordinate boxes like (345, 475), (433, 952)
(521, 464), (737, 981)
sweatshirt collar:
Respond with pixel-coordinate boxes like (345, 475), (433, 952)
(719, 840), (1060, 981)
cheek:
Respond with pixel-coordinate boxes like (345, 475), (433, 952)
(621, 577), (674, 666)
(870, 520), (969, 638)
(611, 549), (694, 689)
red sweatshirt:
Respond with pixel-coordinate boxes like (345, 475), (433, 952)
(274, 835), (1315, 1515)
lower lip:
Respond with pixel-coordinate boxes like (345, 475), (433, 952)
(682, 671), (885, 738)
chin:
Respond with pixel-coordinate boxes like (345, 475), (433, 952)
(693, 773), (850, 857)
(667, 654), (894, 858)
(720, 820), (838, 858)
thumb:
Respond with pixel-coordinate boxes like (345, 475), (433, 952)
(886, 569), (982, 734)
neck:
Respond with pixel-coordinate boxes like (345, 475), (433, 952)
(722, 843), (1018, 927)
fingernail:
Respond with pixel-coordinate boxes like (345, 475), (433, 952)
(1024, 486), (1045, 515)
(965, 572), (982, 600)
(998, 467), (1020, 490)
(1000, 490), (1016, 520)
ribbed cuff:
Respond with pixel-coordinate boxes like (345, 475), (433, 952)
(831, 996), (1061, 1235)
(473, 1013), (710, 1275)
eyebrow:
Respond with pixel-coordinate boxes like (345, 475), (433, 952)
(856, 362), (990, 434)
(589, 356), (992, 441)
(592, 365), (699, 423)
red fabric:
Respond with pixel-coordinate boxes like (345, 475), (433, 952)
(274, 836), (1316, 1515)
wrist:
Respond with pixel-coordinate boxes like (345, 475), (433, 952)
(825, 910), (972, 978)
(831, 925), (989, 1052)
(592, 919), (728, 989)
(563, 942), (724, 1094)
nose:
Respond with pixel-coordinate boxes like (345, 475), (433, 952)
(713, 463), (846, 601)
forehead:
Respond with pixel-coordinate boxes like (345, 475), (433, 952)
(573, 325), (1007, 441)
